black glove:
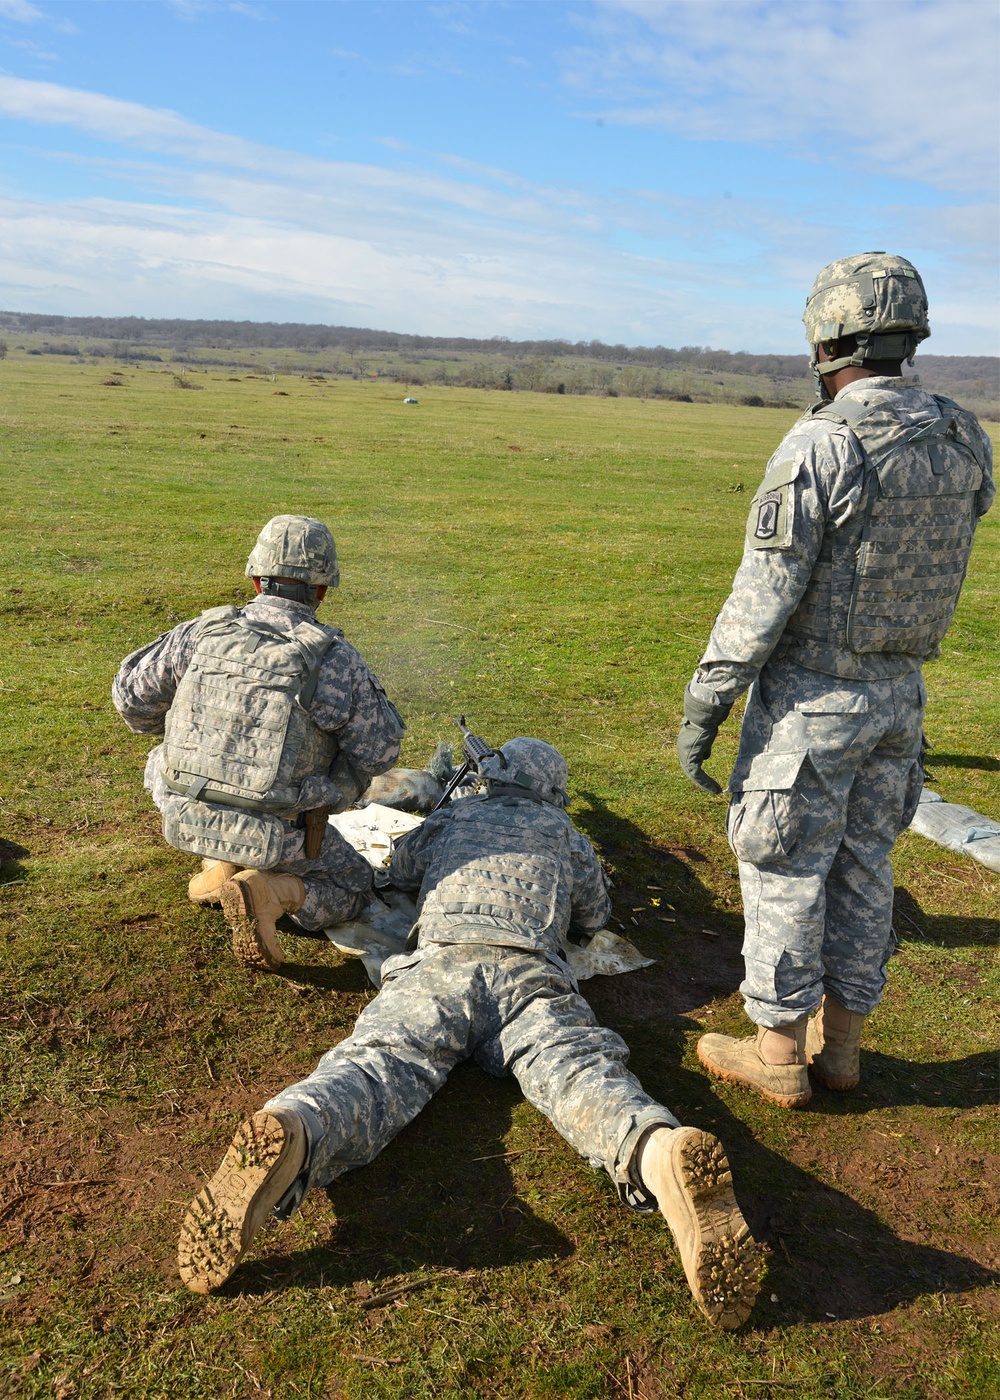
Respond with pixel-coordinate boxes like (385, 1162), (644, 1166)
(676, 684), (732, 795)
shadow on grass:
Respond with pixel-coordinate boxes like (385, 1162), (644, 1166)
(819, 1049), (999, 1112)
(569, 796), (997, 1323)
(267, 916), (379, 992)
(894, 887), (999, 950)
(223, 1067), (573, 1299)
(275, 956), (374, 995)
(924, 753), (1000, 773)
(624, 1020), (998, 1328)
(0, 838), (29, 888)
(574, 789), (747, 1018)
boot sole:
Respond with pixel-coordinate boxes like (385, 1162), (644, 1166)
(220, 880), (282, 973)
(697, 1043), (812, 1109)
(177, 1111), (302, 1294)
(664, 1129), (764, 1330)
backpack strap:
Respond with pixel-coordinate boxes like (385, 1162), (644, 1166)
(290, 619), (344, 709)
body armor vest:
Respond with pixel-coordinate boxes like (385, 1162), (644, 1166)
(416, 796), (574, 955)
(161, 605), (342, 816)
(779, 389), (986, 678)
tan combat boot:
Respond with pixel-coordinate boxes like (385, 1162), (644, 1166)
(638, 1126), (763, 1329)
(806, 996), (866, 1090)
(697, 1020), (812, 1109)
(178, 1108), (308, 1294)
(220, 871), (306, 973)
(188, 859), (244, 906)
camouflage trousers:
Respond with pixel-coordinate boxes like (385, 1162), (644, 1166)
(728, 659), (924, 1026)
(143, 748), (373, 931)
(265, 941), (678, 1216)
(271, 820), (374, 931)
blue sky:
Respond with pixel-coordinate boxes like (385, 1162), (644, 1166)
(0, 0), (996, 353)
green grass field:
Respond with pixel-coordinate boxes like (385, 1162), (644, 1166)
(1, 357), (997, 1399)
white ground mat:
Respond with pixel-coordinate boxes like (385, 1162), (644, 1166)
(328, 802), (424, 869)
(908, 789), (1000, 874)
(325, 803), (655, 986)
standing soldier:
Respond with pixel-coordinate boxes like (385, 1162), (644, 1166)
(113, 515), (404, 971)
(677, 254), (994, 1107)
(176, 737), (763, 1329)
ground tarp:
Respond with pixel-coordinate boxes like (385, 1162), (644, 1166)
(908, 788), (1000, 874)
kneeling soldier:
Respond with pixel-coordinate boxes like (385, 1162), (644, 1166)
(177, 737), (763, 1329)
(112, 514), (404, 971)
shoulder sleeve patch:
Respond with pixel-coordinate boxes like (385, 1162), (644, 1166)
(747, 457), (800, 549)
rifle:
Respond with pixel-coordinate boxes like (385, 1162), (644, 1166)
(432, 716), (506, 811)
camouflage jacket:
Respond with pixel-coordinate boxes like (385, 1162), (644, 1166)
(389, 791), (612, 957)
(692, 377), (995, 708)
(112, 596), (404, 809)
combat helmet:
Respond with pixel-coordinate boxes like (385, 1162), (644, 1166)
(803, 252), (930, 383)
(482, 737), (569, 808)
(245, 515), (339, 602)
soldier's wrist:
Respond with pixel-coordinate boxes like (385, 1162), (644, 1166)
(683, 682), (733, 730)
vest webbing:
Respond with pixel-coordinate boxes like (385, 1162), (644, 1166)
(779, 392), (985, 676)
(416, 799), (574, 954)
(161, 606), (342, 814)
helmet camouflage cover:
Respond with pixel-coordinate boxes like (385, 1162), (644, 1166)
(803, 252), (930, 377)
(245, 515), (340, 587)
(482, 736), (570, 808)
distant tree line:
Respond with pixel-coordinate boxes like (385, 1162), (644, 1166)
(0, 310), (815, 378)
(1, 310), (994, 415)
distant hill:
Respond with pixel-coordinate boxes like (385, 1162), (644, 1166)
(1, 310), (996, 419)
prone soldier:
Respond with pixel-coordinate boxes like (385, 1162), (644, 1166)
(678, 253), (994, 1106)
(112, 514), (405, 971)
(176, 737), (763, 1329)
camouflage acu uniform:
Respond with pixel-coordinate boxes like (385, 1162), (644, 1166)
(691, 377), (994, 1025)
(113, 596), (403, 930)
(265, 789), (679, 1213)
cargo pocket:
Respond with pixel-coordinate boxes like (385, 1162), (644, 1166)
(162, 795), (286, 869)
(728, 750), (810, 865)
(378, 948), (424, 985)
(898, 758), (924, 833)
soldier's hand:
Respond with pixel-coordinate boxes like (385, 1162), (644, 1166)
(676, 684), (733, 796)
(676, 719), (723, 794)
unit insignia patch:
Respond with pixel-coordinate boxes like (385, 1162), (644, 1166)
(746, 481), (794, 549)
(754, 493), (781, 539)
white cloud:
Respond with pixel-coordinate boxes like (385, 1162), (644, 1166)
(0, 0), (47, 22)
(4, 35), (58, 61)
(576, 0), (999, 198)
(0, 74), (993, 352)
(0, 0), (74, 32)
(0, 189), (800, 345)
(0, 75), (277, 167)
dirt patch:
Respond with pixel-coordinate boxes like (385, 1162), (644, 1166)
(0, 1078), (300, 1323)
(792, 1116), (1000, 1270)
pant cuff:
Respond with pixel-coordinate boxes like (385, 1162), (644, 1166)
(741, 999), (819, 1029)
(262, 1091), (327, 1212)
(612, 1107), (681, 1213)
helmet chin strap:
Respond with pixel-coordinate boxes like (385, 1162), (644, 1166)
(811, 330), (920, 395)
(258, 576), (321, 606)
